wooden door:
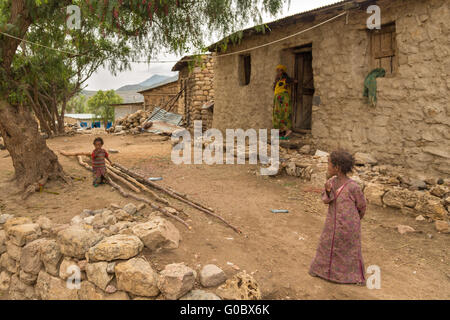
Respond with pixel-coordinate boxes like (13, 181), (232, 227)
(293, 51), (315, 130)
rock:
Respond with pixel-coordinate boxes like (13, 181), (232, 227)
(20, 239), (46, 275)
(9, 274), (37, 300)
(35, 270), (79, 300)
(0, 214), (13, 224)
(430, 185), (449, 198)
(157, 263), (196, 300)
(409, 178), (427, 191)
(397, 225), (416, 235)
(354, 152), (377, 165)
(299, 145), (311, 154)
(0, 252), (19, 273)
(114, 209), (134, 221)
(115, 257), (160, 297)
(109, 221), (133, 233)
(131, 217), (181, 251)
(84, 216), (95, 225)
(0, 271), (11, 292)
(200, 264), (227, 288)
(57, 225), (103, 259)
(39, 239), (62, 277)
(0, 230), (5, 254)
(86, 262), (113, 290)
(3, 217), (32, 232)
(19, 270), (38, 285)
(123, 203), (137, 215)
(87, 234), (143, 262)
(106, 262), (116, 274)
(6, 241), (22, 261)
(70, 215), (83, 225)
(105, 284), (117, 294)
(59, 257), (79, 280)
(383, 188), (418, 209)
(415, 195), (448, 219)
(415, 215), (426, 221)
(102, 210), (117, 226)
(78, 281), (129, 300)
(435, 220), (449, 233)
(7, 223), (41, 246)
(180, 289), (221, 300)
(92, 215), (106, 229)
(314, 150), (329, 157)
(364, 183), (385, 206)
(216, 271), (261, 300)
(35, 216), (54, 231)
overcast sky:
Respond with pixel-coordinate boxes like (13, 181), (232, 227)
(86, 0), (340, 91)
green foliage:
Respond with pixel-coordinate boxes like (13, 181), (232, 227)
(87, 90), (122, 125)
(67, 95), (88, 113)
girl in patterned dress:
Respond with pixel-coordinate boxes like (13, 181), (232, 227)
(309, 150), (367, 285)
(91, 137), (113, 187)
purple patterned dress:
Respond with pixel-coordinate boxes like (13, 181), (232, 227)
(309, 177), (367, 285)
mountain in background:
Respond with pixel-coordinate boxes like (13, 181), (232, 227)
(116, 74), (171, 92)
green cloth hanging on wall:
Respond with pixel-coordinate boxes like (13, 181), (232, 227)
(363, 68), (386, 107)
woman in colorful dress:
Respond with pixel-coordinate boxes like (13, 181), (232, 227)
(273, 65), (294, 139)
(309, 150), (367, 285)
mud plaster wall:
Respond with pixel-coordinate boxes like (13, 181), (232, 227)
(212, 0), (450, 179)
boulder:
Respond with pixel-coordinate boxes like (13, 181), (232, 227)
(430, 185), (449, 198)
(78, 280), (129, 300)
(0, 230), (5, 255)
(157, 263), (196, 300)
(20, 239), (46, 275)
(199, 264), (227, 288)
(415, 195), (448, 219)
(39, 239), (62, 277)
(216, 271), (261, 300)
(57, 225), (103, 259)
(86, 262), (113, 290)
(364, 183), (385, 206)
(354, 152), (377, 165)
(87, 234), (143, 262)
(397, 225), (416, 235)
(35, 270), (79, 300)
(123, 203), (137, 215)
(180, 289), (221, 300)
(9, 274), (37, 300)
(3, 217), (32, 232)
(6, 241), (22, 261)
(435, 220), (449, 233)
(7, 223), (41, 246)
(115, 257), (160, 297)
(0, 214), (14, 225)
(59, 257), (79, 280)
(299, 145), (311, 154)
(131, 217), (181, 251)
(382, 188), (418, 209)
(35, 216), (54, 231)
(0, 271), (11, 293)
(19, 270), (38, 285)
(0, 252), (19, 274)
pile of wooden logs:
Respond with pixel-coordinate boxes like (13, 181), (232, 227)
(60, 151), (241, 234)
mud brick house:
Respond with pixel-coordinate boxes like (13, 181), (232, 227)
(209, 0), (450, 178)
(138, 75), (180, 113)
(111, 102), (144, 120)
(172, 54), (215, 130)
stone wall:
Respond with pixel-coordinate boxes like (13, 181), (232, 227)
(212, 0), (449, 179)
(113, 103), (144, 121)
(141, 81), (180, 113)
(177, 55), (215, 130)
(0, 204), (261, 300)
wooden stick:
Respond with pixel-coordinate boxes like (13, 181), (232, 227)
(106, 176), (191, 230)
(113, 162), (242, 234)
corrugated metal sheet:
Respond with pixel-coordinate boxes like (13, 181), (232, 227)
(147, 107), (183, 126)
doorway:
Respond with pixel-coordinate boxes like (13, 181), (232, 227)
(293, 46), (314, 131)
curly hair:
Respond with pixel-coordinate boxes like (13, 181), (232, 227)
(330, 150), (355, 174)
(93, 137), (104, 145)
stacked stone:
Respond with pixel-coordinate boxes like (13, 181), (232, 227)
(273, 148), (449, 226)
(109, 110), (151, 135)
(186, 55), (215, 131)
(0, 203), (263, 300)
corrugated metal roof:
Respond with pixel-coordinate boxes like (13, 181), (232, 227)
(147, 107), (183, 126)
(65, 113), (99, 120)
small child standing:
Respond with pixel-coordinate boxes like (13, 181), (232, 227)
(91, 137), (113, 187)
(309, 150), (367, 285)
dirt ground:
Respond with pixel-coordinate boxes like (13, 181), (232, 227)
(0, 133), (449, 300)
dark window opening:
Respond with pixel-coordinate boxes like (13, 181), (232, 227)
(239, 54), (251, 86)
(370, 22), (397, 75)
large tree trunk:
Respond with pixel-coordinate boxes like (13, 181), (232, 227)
(0, 99), (69, 191)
